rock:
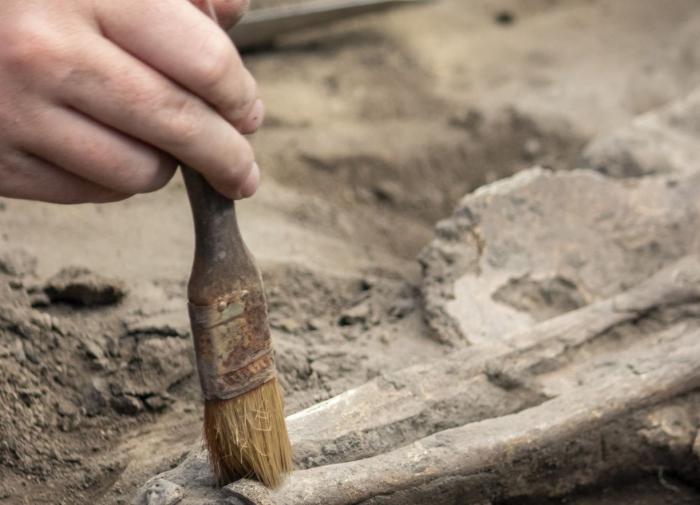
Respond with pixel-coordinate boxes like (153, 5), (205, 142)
(144, 395), (170, 413)
(84, 377), (109, 417)
(272, 317), (303, 334)
(23, 343), (40, 364)
(581, 87), (700, 178)
(306, 318), (325, 331)
(56, 399), (79, 418)
(133, 478), (184, 505)
(44, 267), (126, 306)
(120, 338), (193, 397)
(388, 298), (415, 320)
(419, 168), (700, 345)
(81, 339), (108, 369)
(373, 180), (403, 204)
(359, 277), (376, 291)
(111, 394), (143, 416)
(338, 302), (371, 326)
(0, 339), (25, 362)
(28, 291), (51, 308)
(125, 310), (190, 339)
(638, 405), (697, 455)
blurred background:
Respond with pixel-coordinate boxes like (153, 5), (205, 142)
(2, 1), (700, 504)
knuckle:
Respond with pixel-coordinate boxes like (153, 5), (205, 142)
(0, 17), (57, 73)
(157, 94), (203, 146)
(194, 31), (235, 90)
(86, 142), (174, 195)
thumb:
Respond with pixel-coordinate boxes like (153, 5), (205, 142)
(190, 0), (250, 30)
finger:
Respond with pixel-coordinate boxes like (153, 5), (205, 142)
(190, 0), (250, 29)
(95, 0), (258, 126)
(57, 37), (257, 199)
(18, 107), (176, 195)
(238, 98), (264, 135)
(0, 151), (127, 204)
(238, 161), (260, 199)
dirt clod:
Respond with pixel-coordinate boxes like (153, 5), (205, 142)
(44, 267), (126, 307)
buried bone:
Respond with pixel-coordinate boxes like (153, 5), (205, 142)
(137, 256), (700, 504)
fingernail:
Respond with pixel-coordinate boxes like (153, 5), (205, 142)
(240, 99), (265, 134)
(236, 162), (260, 199)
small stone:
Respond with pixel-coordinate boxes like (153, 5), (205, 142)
(111, 394), (143, 416)
(83, 339), (103, 360)
(84, 377), (109, 417)
(62, 453), (82, 464)
(388, 298), (415, 320)
(274, 318), (302, 334)
(144, 395), (169, 413)
(30, 292), (51, 308)
(359, 277), (376, 291)
(343, 332), (359, 342)
(56, 399), (78, 418)
(372, 180), (402, 204)
(23, 344), (40, 364)
(26, 312), (50, 331)
(338, 302), (371, 326)
(639, 405), (696, 455)
(125, 311), (190, 338)
(306, 318), (325, 331)
(44, 267), (126, 306)
(18, 387), (41, 407)
(81, 339), (108, 370)
(137, 478), (184, 505)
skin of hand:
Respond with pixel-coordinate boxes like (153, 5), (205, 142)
(0, 0), (263, 204)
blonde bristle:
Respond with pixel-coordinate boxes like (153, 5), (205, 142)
(203, 379), (293, 488)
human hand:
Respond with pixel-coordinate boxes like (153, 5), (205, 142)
(0, 0), (262, 204)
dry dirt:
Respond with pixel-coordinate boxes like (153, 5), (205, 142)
(1, 1), (700, 504)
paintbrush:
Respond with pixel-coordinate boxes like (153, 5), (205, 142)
(182, 166), (293, 487)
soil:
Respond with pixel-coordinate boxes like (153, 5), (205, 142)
(1, 1), (700, 504)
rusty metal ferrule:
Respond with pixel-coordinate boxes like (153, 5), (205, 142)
(188, 287), (276, 401)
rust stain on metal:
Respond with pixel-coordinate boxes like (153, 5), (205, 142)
(189, 281), (276, 401)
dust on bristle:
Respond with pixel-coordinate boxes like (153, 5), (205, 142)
(203, 378), (293, 488)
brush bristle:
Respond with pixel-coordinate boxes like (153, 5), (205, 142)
(203, 378), (293, 488)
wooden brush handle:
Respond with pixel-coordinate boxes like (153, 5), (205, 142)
(182, 165), (275, 401)
(181, 166), (259, 305)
